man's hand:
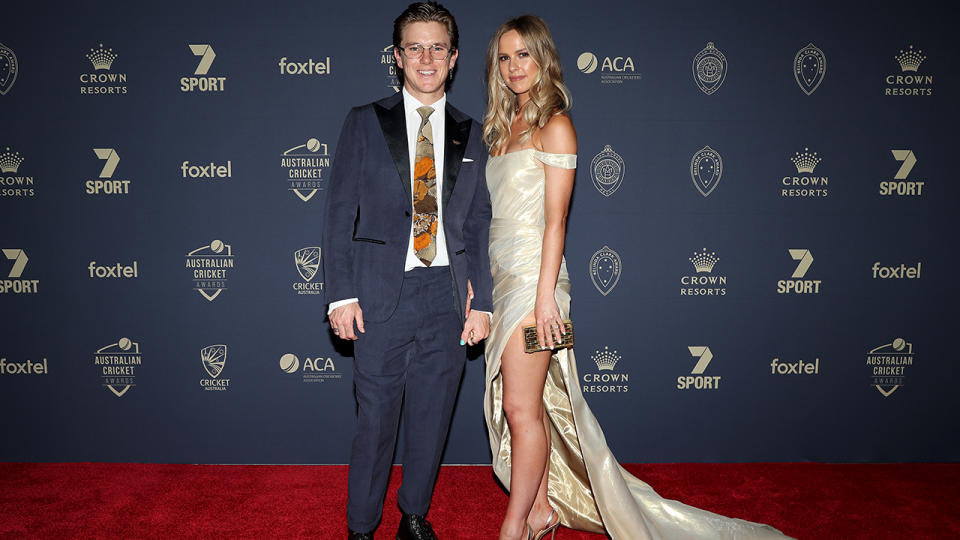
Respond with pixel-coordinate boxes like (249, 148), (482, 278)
(461, 309), (490, 346)
(329, 303), (365, 340)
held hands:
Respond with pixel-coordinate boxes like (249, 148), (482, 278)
(329, 303), (365, 340)
(535, 294), (565, 350)
(461, 279), (490, 346)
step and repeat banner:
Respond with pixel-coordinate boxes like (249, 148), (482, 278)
(1, 1), (955, 464)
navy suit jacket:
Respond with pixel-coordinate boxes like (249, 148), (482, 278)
(322, 92), (493, 323)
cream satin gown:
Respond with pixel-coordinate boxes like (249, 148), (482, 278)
(483, 148), (792, 540)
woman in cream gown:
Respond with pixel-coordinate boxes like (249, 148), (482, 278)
(481, 15), (794, 540)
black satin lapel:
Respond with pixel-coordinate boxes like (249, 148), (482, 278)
(443, 110), (471, 209)
(374, 100), (411, 202)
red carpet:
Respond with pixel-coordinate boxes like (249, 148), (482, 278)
(1, 463), (957, 539)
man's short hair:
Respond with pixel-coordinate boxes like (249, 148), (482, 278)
(393, 1), (459, 50)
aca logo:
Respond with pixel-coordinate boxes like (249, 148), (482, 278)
(866, 338), (913, 397)
(581, 346), (629, 393)
(692, 42), (727, 95)
(777, 249), (821, 294)
(293, 247), (323, 295)
(590, 145), (624, 197)
(576, 51), (640, 84)
(1, 248), (38, 294)
(680, 248), (726, 296)
(379, 45), (401, 92)
(281, 139), (330, 201)
(279, 353), (342, 383)
(93, 337), (141, 398)
(677, 346), (721, 390)
(85, 148), (131, 195)
(185, 240), (235, 301)
(690, 146), (722, 197)
(782, 148), (828, 198)
(794, 43), (826, 95)
(1, 147), (34, 197)
(180, 44), (226, 92)
(0, 43), (18, 96)
(589, 245), (622, 296)
(199, 344), (230, 391)
(885, 45), (932, 96)
(278, 56), (331, 75)
(880, 150), (924, 196)
(80, 43), (127, 95)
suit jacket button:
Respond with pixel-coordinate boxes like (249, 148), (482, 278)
(405, 211), (411, 216)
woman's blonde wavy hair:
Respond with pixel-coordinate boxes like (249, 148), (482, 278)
(482, 15), (571, 154)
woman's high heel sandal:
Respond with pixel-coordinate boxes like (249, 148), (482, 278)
(533, 508), (560, 540)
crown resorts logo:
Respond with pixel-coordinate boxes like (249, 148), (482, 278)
(692, 42), (727, 95)
(181, 160), (232, 180)
(1, 248), (38, 294)
(589, 245), (622, 296)
(576, 51), (640, 84)
(1, 147), (34, 198)
(777, 249), (821, 294)
(293, 247), (323, 295)
(880, 149), (924, 196)
(181, 44), (225, 92)
(85, 148), (130, 195)
(678, 346), (721, 390)
(872, 261), (921, 279)
(581, 346), (628, 393)
(199, 344), (230, 391)
(782, 147), (828, 198)
(794, 43), (826, 95)
(885, 45), (932, 96)
(681, 248), (726, 296)
(80, 43), (127, 95)
(281, 139), (330, 201)
(690, 146), (723, 197)
(867, 338), (913, 397)
(279, 353), (342, 383)
(278, 56), (331, 76)
(380, 45), (401, 92)
(93, 338), (141, 397)
(185, 240), (235, 301)
(0, 43), (18, 96)
(0, 357), (48, 375)
(590, 145), (624, 197)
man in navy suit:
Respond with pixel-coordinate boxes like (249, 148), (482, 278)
(322, 3), (492, 539)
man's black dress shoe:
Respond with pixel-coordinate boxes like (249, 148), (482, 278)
(348, 530), (374, 540)
(396, 513), (438, 540)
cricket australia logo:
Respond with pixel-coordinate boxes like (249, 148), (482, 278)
(590, 245), (622, 296)
(590, 145), (624, 197)
(185, 240), (235, 301)
(690, 146), (723, 197)
(293, 246), (323, 295)
(200, 344), (230, 391)
(794, 43), (826, 95)
(692, 42), (727, 95)
(0, 43), (18, 96)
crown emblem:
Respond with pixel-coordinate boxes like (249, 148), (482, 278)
(790, 148), (821, 174)
(86, 44), (118, 70)
(895, 45), (925, 72)
(591, 346), (620, 371)
(0, 147), (24, 173)
(689, 248), (719, 273)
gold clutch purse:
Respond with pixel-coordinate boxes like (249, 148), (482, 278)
(522, 320), (574, 353)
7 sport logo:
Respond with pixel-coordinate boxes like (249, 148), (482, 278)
(1, 249), (39, 294)
(181, 44), (226, 92)
(777, 249), (821, 294)
(880, 149), (924, 196)
(677, 346), (721, 390)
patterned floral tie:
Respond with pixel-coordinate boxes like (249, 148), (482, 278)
(413, 106), (438, 266)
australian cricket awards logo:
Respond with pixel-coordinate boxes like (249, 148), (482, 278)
(279, 353), (342, 383)
(880, 149), (925, 196)
(380, 45), (400, 92)
(590, 245), (622, 296)
(693, 42), (727, 95)
(199, 344), (230, 391)
(185, 240), (235, 301)
(794, 43), (826, 95)
(885, 45), (932, 96)
(680, 248), (726, 296)
(590, 145), (624, 197)
(1, 248), (38, 294)
(293, 246), (323, 295)
(94, 338), (141, 397)
(80, 43), (127, 95)
(582, 346), (628, 393)
(782, 147), (828, 197)
(690, 146), (722, 197)
(180, 44), (226, 92)
(576, 51), (640, 84)
(1, 147), (34, 198)
(0, 43), (18, 96)
(678, 346), (721, 390)
(866, 338), (913, 397)
(85, 148), (130, 195)
(281, 139), (330, 201)
(777, 249), (821, 294)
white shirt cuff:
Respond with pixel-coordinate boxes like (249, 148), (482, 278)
(327, 298), (358, 314)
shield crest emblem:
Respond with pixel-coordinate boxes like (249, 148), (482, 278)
(794, 43), (826, 95)
(692, 42), (727, 95)
(295, 247), (321, 281)
(201, 344), (227, 379)
(690, 146), (723, 197)
(868, 339), (912, 397)
(0, 43), (18, 96)
(590, 145), (625, 197)
(590, 245), (622, 296)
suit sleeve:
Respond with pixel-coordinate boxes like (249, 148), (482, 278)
(322, 107), (365, 307)
(464, 148), (494, 313)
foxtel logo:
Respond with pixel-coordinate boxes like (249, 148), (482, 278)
(0, 358), (48, 374)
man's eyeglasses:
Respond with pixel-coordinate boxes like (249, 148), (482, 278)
(398, 44), (453, 61)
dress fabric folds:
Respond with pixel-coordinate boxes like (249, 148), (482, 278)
(483, 148), (792, 540)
